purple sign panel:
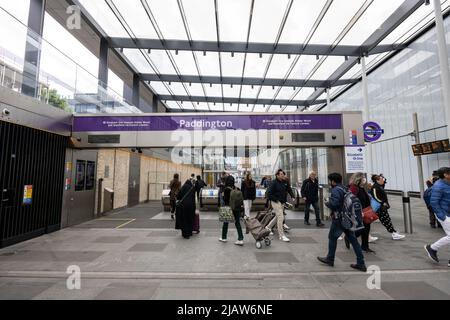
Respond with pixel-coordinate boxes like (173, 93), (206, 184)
(73, 114), (342, 132)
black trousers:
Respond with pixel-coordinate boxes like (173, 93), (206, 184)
(355, 223), (371, 250)
(170, 199), (176, 214)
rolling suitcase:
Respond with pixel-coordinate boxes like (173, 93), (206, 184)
(193, 210), (200, 233)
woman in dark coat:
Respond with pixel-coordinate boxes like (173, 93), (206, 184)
(169, 173), (181, 220)
(175, 179), (196, 239)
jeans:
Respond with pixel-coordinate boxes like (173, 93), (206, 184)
(431, 217), (450, 251)
(222, 210), (244, 241)
(243, 200), (252, 218)
(327, 219), (365, 266)
(305, 200), (321, 224)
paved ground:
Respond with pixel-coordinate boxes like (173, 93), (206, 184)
(0, 196), (449, 300)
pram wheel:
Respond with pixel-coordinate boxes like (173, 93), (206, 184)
(255, 241), (262, 249)
(264, 238), (271, 247)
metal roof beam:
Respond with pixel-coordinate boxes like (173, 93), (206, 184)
(108, 38), (404, 56)
(141, 74), (357, 87)
(157, 95), (325, 106)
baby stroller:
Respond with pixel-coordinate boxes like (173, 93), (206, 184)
(244, 208), (275, 249)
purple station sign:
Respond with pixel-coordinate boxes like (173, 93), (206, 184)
(73, 114), (343, 132)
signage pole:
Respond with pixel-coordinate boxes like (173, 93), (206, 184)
(413, 113), (425, 198)
(362, 56), (373, 175)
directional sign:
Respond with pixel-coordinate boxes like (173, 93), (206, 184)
(363, 122), (384, 142)
(345, 145), (366, 173)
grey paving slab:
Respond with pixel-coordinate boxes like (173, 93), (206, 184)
(94, 236), (129, 243)
(0, 281), (56, 300)
(95, 282), (159, 300)
(286, 236), (317, 244)
(335, 251), (384, 263)
(0, 250), (105, 262)
(147, 230), (180, 237)
(381, 281), (450, 300)
(254, 252), (299, 263)
(127, 243), (168, 252)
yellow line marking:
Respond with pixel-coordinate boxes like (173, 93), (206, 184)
(115, 219), (136, 229)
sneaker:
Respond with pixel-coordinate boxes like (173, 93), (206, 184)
(350, 264), (367, 272)
(338, 235), (344, 240)
(283, 224), (290, 230)
(234, 240), (244, 246)
(368, 235), (378, 243)
(392, 232), (405, 240)
(424, 244), (439, 263)
(219, 238), (227, 243)
(362, 248), (376, 254)
(279, 235), (290, 242)
(317, 256), (334, 267)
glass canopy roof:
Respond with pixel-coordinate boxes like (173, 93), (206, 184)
(78, 0), (449, 112)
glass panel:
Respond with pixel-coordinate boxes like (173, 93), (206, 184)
(209, 102), (223, 111)
(107, 69), (124, 98)
(222, 83), (241, 97)
(243, 53), (271, 78)
(183, 82), (205, 96)
(253, 104), (266, 112)
(180, 102), (196, 110)
(340, 0), (404, 45)
(266, 54), (297, 78)
(308, 0), (365, 45)
(182, 0), (216, 41)
(275, 86), (297, 100)
(112, 0), (159, 38)
(79, 0), (129, 37)
(225, 103), (238, 112)
(238, 104), (253, 112)
(149, 81), (170, 95)
(240, 85), (258, 99)
(249, 0), (290, 43)
(268, 105), (282, 112)
(171, 50), (198, 75)
(283, 105), (297, 112)
(221, 52), (245, 77)
(145, 0), (187, 39)
(204, 83), (222, 97)
(258, 85), (277, 99)
(165, 101), (181, 109)
(288, 55), (319, 80)
(85, 161), (96, 190)
(308, 56), (346, 80)
(196, 102), (210, 111)
(218, 0), (252, 42)
(167, 82), (188, 95)
(123, 49), (156, 73)
(279, 0), (327, 44)
(147, 50), (177, 74)
(197, 51), (221, 76)
(0, 0), (30, 25)
(75, 160), (86, 191)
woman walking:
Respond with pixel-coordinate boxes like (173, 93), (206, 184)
(241, 173), (256, 219)
(346, 173), (375, 253)
(371, 174), (405, 240)
(169, 173), (181, 220)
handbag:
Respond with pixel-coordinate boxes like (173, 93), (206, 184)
(219, 206), (235, 223)
(362, 206), (379, 225)
(370, 197), (381, 213)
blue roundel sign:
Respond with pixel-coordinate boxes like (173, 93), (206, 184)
(364, 122), (384, 142)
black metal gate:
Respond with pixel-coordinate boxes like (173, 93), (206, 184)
(0, 121), (67, 248)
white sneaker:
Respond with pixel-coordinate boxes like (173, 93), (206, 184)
(279, 235), (290, 242)
(369, 235), (378, 243)
(234, 240), (244, 246)
(338, 236), (344, 240)
(283, 224), (290, 230)
(392, 232), (405, 240)
(219, 238), (227, 243)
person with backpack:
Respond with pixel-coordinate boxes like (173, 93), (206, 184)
(371, 174), (405, 240)
(345, 172), (375, 254)
(169, 173), (181, 220)
(424, 173), (441, 229)
(266, 169), (295, 242)
(241, 173), (256, 219)
(424, 167), (450, 267)
(175, 179), (196, 239)
(219, 184), (244, 246)
(317, 172), (367, 272)
(301, 171), (325, 227)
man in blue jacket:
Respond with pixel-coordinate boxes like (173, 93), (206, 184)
(317, 173), (366, 272)
(425, 167), (450, 267)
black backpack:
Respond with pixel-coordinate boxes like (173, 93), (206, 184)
(336, 187), (364, 232)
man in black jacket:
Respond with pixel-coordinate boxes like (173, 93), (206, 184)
(301, 171), (325, 227)
(267, 169), (295, 242)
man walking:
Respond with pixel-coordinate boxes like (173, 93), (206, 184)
(317, 173), (367, 272)
(266, 169), (295, 242)
(301, 171), (325, 227)
(425, 167), (450, 267)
